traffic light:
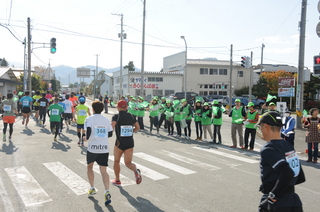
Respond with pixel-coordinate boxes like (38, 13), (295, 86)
(213, 83), (216, 89)
(241, 56), (247, 68)
(221, 82), (225, 89)
(314, 55), (320, 75)
(50, 38), (56, 54)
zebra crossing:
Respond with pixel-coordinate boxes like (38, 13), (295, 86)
(0, 147), (259, 209)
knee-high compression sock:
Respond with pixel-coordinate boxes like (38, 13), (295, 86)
(77, 132), (81, 138)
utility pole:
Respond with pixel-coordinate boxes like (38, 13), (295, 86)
(296, 0), (307, 128)
(260, 43), (265, 74)
(140, 0), (146, 97)
(23, 37), (27, 91)
(94, 54), (99, 100)
(27, 17), (31, 91)
(249, 51), (253, 102)
(228, 44), (233, 111)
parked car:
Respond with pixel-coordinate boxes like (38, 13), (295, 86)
(224, 96), (265, 108)
(173, 92), (198, 101)
(205, 95), (224, 103)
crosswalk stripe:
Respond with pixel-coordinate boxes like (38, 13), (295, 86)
(0, 176), (14, 211)
(77, 158), (135, 186)
(161, 150), (221, 171)
(134, 152), (196, 175)
(43, 162), (90, 195)
(4, 166), (53, 207)
(193, 147), (259, 164)
(109, 155), (169, 181)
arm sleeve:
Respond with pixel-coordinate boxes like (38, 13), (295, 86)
(287, 118), (295, 132)
(215, 109), (222, 119)
(86, 127), (91, 140)
(228, 110), (233, 117)
(242, 107), (246, 117)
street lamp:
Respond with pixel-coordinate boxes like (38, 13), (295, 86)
(181, 36), (187, 100)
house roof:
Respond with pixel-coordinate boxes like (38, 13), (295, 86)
(187, 59), (240, 67)
(0, 67), (17, 80)
(0, 78), (23, 85)
(129, 71), (183, 75)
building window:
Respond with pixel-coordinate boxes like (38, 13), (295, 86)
(204, 84), (208, 89)
(153, 90), (163, 96)
(200, 68), (208, 75)
(199, 91), (208, 96)
(135, 89), (146, 96)
(219, 69), (228, 75)
(216, 84), (221, 89)
(225, 85), (228, 89)
(219, 91), (227, 95)
(238, 71), (243, 77)
(209, 68), (218, 75)
(209, 85), (213, 89)
(165, 90), (174, 96)
(155, 77), (163, 82)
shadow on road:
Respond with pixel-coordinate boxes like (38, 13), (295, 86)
(20, 127), (35, 136)
(1, 142), (19, 154)
(119, 187), (165, 212)
(88, 197), (115, 212)
(51, 141), (71, 152)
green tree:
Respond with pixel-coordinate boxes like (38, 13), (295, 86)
(234, 86), (249, 96)
(160, 68), (163, 72)
(124, 61), (135, 71)
(304, 74), (320, 104)
(252, 76), (270, 98)
(0, 58), (9, 67)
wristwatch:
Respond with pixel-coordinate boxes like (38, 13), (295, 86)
(268, 192), (276, 201)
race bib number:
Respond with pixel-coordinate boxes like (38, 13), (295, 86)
(94, 126), (107, 138)
(51, 109), (59, 115)
(40, 101), (46, 107)
(120, 125), (133, 137)
(285, 151), (300, 177)
(3, 105), (11, 112)
(79, 110), (86, 116)
(23, 100), (29, 107)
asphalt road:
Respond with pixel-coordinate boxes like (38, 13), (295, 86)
(0, 99), (319, 212)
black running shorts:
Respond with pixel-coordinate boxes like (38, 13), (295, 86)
(22, 107), (31, 114)
(86, 151), (109, 166)
(115, 139), (134, 151)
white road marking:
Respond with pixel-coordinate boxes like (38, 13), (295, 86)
(161, 150), (221, 171)
(4, 166), (52, 207)
(109, 155), (169, 181)
(43, 162), (90, 195)
(134, 152), (196, 175)
(77, 158), (135, 186)
(0, 176), (14, 211)
(193, 147), (259, 164)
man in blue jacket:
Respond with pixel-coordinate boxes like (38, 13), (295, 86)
(280, 111), (295, 147)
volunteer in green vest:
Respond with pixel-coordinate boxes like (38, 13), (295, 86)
(180, 99), (192, 139)
(164, 100), (174, 136)
(212, 100), (223, 144)
(148, 98), (160, 134)
(158, 97), (167, 130)
(136, 96), (145, 130)
(201, 103), (213, 142)
(194, 100), (203, 141)
(128, 97), (137, 116)
(228, 98), (246, 148)
(48, 98), (64, 141)
(75, 97), (91, 146)
(244, 102), (259, 150)
(173, 100), (182, 138)
(261, 102), (279, 114)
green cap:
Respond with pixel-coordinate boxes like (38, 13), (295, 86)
(269, 102), (275, 106)
(161, 97), (166, 100)
(213, 100), (219, 104)
(166, 100), (171, 103)
(181, 99), (187, 103)
(138, 96), (144, 100)
(204, 103), (209, 106)
(247, 102), (254, 107)
(152, 98), (157, 101)
(235, 99), (241, 102)
(196, 100), (201, 103)
(132, 97), (136, 101)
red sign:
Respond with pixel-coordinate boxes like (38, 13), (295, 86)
(130, 83), (159, 89)
(278, 77), (295, 87)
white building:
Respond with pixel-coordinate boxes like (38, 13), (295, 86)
(99, 73), (113, 96)
(163, 52), (250, 96)
(0, 67), (23, 95)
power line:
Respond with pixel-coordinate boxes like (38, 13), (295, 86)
(0, 23), (24, 43)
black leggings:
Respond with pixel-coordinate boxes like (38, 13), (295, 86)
(3, 123), (13, 136)
(50, 122), (60, 138)
(158, 114), (167, 129)
(175, 121), (181, 136)
(213, 125), (221, 141)
(184, 120), (191, 137)
(195, 121), (202, 138)
(138, 117), (144, 130)
(39, 110), (47, 124)
(166, 120), (174, 135)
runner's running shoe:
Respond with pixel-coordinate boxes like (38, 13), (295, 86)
(88, 188), (96, 197)
(104, 190), (111, 205)
(54, 138), (57, 141)
(135, 169), (142, 184)
(111, 179), (122, 187)
(3, 135), (6, 142)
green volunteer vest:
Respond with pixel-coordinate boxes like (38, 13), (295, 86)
(181, 105), (192, 120)
(245, 111), (258, 129)
(212, 106), (223, 125)
(136, 102), (145, 117)
(128, 101), (136, 115)
(194, 108), (202, 122)
(174, 107), (182, 122)
(201, 110), (212, 125)
(149, 104), (159, 117)
(231, 106), (243, 124)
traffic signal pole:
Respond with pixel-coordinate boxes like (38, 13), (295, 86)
(296, 0), (307, 129)
(27, 17), (32, 91)
(228, 44), (233, 111)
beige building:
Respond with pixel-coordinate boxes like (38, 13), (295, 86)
(163, 52), (251, 96)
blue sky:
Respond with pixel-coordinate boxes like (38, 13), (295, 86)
(0, 0), (319, 72)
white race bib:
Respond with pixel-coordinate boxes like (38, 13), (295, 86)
(40, 101), (46, 107)
(51, 109), (59, 115)
(79, 109), (86, 116)
(285, 151), (300, 177)
(23, 100), (29, 107)
(120, 125), (133, 137)
(94, 126), (107, 138)
(3, 105), (11, 112)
